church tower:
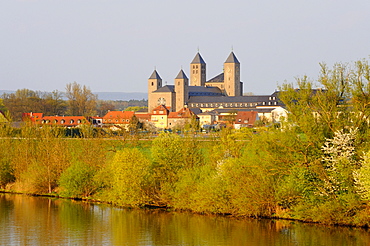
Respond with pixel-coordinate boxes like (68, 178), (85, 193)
(148, 69), (162, 112)
(224, 52), (242, 96)
(190, 52), (206, 86)
(148, 69), (162, 91)
(175, 69), (189, 112)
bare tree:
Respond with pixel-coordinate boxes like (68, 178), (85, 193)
(65, 82), (97, 116)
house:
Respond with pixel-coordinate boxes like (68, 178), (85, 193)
(198, 111), (218, 128)
(150, 105), (170, 129)
(41, 116), (89, 127)
(234, 111), (259, 129)
(168, 107), (198, 129)
(88, 116), (103, 127)
(102, 111), (135, 130)
(23, 113), (89, 127)
(22, 112), (43, 123)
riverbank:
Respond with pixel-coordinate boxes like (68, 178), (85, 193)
(2, 126), (370, 227)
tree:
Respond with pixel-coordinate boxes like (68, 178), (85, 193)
(96, 100), (115, 116)
(109, 148), (152, 206)
(124, 106), (147, 112)
(65, 82), (97, 116)
(128, 115), (142, 134)
(0, 98), (7, 113)
(41, 90), (67, 116)
(2, 89), (43, 121)
(1, 89), (67, 121)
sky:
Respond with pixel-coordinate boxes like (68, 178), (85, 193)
(1, 0), (370, 95)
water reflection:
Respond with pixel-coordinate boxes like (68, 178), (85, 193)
(0, 193), (369, 246)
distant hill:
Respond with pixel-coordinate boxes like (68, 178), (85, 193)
(0, 90), (147, 101)
(95, 92), (147, 101)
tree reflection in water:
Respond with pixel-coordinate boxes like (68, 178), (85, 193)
(0, 194), (369, 246)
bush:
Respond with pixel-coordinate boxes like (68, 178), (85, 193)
(109, 148), (152, 207)
(59, 161), (100, 197)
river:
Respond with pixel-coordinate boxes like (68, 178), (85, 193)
(0, 193), (369, 245)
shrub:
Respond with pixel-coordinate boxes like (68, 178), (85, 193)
(110, 148), (152, 207)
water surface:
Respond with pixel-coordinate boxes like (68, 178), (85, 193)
(0, 193), (369, 245)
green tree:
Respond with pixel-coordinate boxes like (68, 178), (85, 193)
(124, 106), (147, 112)
(0, 138), (15, 188)
(58, 160), (99, 197)
(109, 148), (152, 206)
(355, 151), (370, 201)
(150, 133), (204, 205)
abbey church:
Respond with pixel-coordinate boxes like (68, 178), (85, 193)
(147, 51), (282, 116)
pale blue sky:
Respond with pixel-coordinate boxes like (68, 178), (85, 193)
(1, 0), (369, 95)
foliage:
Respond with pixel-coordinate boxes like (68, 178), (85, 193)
(109, 148), (153, 207)
(124, 106), (148, 112)
(1, 89), (66, 121)
(58, 161), (99, 197)
(17, 126), (70, 193)
(320, 128), (358, 197)
(150, 133), (204, 205)
(65, 82), (97, 116)
(0, 139), (15, 188)
(354, 151), (370, 201)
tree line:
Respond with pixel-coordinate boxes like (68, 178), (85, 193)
(0, 82), (148, 121)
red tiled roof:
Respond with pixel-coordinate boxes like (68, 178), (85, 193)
(103, 111), (135, 119)
(22, 112), (44, 122)
(168, 107), (198, 119)
(234, 111), (258, 126)
(102, 111), (135, 124)
(151, 105), (170, 115)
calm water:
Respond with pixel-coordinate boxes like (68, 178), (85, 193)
(0, 193), (369, 246)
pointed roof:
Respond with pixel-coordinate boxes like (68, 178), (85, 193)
(154, 85), (175, 93)
(149, 70), (162, 80)
(175, 69), (188, 79)
(191, 52), (206, 64)
(152, 105), (170, 115)
(225, 52), (240, 64)
(206, 73), (224, 83)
